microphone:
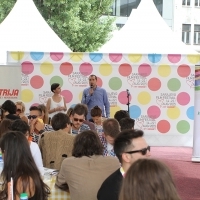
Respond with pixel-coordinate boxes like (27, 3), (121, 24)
(90, 85), (93, 88)
(126, 89), (130, 95)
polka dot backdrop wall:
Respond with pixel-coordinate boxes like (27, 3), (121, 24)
(7, 52), (198, 146)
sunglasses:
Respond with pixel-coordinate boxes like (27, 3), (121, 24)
(125, 146), (150, 155)
(73, 118), (84, 122)
(16, 109), (22, 112)
(28, 115), (37, 119)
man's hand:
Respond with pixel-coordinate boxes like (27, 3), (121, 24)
(89, 88), (94, 96)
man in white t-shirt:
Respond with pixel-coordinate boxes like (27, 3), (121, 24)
(10, 119), (43, 172)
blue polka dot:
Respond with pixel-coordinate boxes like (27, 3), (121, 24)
(70, 104), (76, 108)
(89, 53), (103, 62)
(30, 52), (44, 61)
(187, 106), (194, 120)
(130, 105), (141, 119)
(148, 54), (162, 63)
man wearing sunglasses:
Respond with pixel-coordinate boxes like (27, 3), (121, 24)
(29, 106), (53, 143)
(70, 104), (90, 135)
(97, 129), (150, 200)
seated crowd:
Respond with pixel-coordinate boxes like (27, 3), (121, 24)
(0, 99), (180, 200)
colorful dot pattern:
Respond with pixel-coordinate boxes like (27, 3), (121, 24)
(7, 52), (197, 136)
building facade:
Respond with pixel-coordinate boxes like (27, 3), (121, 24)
(111, 0), (200, 52)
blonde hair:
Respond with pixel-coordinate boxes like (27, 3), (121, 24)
(38, 104), (49, 124)
(15, 101), (26, 113)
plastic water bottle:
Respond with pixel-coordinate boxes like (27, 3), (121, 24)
(0, 151), (4, 173)
(20, 193), (28, 200)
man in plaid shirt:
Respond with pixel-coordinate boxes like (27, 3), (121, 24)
(99, 118), (120, 157)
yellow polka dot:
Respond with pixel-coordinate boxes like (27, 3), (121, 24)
(110, 106), (121, 118)
(21, 89), (33, 103)
(10, 51), (24, 60)
(187, 55), (200, 64)
(167, 107), (180, 119)
(99, 63), (112, 76)
(79, 91), (83, 101)
(128, 54), (142, 63)
(70, 53), (83, 62)
(40, 62), (54, 75)
(158, 64), (171, 77)
(137, 92), (151, 105)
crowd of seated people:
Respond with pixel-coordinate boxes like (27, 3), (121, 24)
(0, 99), (180, 200)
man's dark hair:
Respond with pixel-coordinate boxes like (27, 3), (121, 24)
(51, 113), (70, 131)
(91, 106), (102, 117)
(103, 118), (120, 138)
(72, 103), (88, 116)
(114, 129), (144, 163)
(114, 110), (130, 122)
(51, 83), (60, 93)
(10, 119), (30, 135)
(89, 74), (97, 80)
(72, 130), (103, 157)
(1, 100), (17, 114)
(29, 106), (42, 115)
(119, 117), (135, 131)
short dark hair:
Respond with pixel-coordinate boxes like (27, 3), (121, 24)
(1, 100), (17, 114)
(119, 117), (135, 131)
(72, 130), (103, 157)
(89, 74), (97, 80)
(51, 113), (70, 131)
(114, 110), (130, 122)
(29, 106), (42, 116)
(51, 83), (60, 92)
(91, 106), (102, 117)
(72, 103), (88, 116)
(114, 129), (144, 163)
(10, 119), (30, 135)
(103, 118), (120, 138)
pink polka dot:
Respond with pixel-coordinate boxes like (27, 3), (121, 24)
(60, 62), (73, 75)
(177, 65), (191, 77)
(168, 54), (181, 63)
(61, 90), (73, 103)
(118, 91), (132, 105)
(119, 63), (132, 76)
(109, 53), (122, 62)
(138, 63), (152, 77)
(97, 76), (103, 87)
(30, 75), (44, 89)
(31, 103), (39, 107)
(147, 106), (161, 119)
(148, 78), (161, 91)
(79, 63), (93, 76)
(21, 61), (34, 75)
(50, 52), (64, 61)
(177, 92), (190, 105)
(157, 120), (170, 134)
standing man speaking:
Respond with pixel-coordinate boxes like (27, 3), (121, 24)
(81, 75), (110, 120)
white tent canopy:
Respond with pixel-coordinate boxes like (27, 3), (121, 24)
(0, 0), (71, 64)
(99, 0), (197, 54)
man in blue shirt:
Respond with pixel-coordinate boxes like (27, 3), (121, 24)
(81, 74), (110, 120)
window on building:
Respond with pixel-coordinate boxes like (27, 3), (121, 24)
(194, 25), (200, 45)
(182, 24), (191, 44)
(195, 0), (200, 6)
(182, 0), (190, 6)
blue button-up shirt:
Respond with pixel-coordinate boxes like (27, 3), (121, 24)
(81, 86), (110, 120)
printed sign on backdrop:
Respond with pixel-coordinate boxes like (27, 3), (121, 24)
(0, 66), (21, 104)
(7, 52), (199, 147)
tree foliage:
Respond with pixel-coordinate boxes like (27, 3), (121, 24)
(0, 0), (115, 52)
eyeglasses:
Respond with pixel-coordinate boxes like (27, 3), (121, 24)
(125, 146), (150, 155)
(73, 118), (84, 122)
(28, 115), (37, 119)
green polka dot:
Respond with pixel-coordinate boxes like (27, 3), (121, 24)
(176, 120), (190, 134)
(167, 78), (181, 91)
(50, 76), (64, 87)
(109, 77), (122, 90)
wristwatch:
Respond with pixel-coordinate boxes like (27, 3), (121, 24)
(39, 130), (45, 134)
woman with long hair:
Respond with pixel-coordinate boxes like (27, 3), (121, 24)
(38, 104), (49, 124)
(0, 131), (50, 200)
(119, 159), (180, 200)
(15, 101), (28, 123)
